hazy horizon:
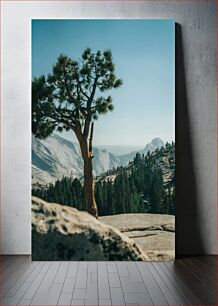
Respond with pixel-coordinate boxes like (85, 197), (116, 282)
(38, 132), (170, 156)
(55, 132), (170, 147)
(32, 19), (175, 146)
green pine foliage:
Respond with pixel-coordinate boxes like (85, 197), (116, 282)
(32, 48), (123, 139)
(32, 177), (84, 210)
(32, 142), (175, 216)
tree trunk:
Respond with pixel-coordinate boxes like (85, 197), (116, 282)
(83, 156), (98, 218)
(74, 124), (98, 219)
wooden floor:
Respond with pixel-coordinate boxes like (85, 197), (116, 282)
(0, 256), (217, 305)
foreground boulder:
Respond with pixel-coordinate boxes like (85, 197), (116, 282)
(32, 196), (148, 261)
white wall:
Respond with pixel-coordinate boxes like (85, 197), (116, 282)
(1, 1), (217, 255)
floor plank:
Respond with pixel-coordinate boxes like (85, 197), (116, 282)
(153, 262), (191, 304)
(110, 287), (125, 305)
(57, 292), (73, 305)
(170, 258), (217, 305)
(136, 262), (169, 305)
(159, 261), (200, 304)
(98, 262), (111, 300)
(147, 263), (181, 305)
(184, 256), (217, 287)
(31, 283), (63, 305)
(62, 277), (76, 293)
(3, 261), (42, 297)
(0, 256), (216, 305)
(2, 281), (32, 305)
(36, 261), (60, 292)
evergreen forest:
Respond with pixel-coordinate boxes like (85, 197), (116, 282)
(32, 143), (175, 216)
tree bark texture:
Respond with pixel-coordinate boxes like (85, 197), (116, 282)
(83, 156), (98, 218)
(75, 124), (98, 219)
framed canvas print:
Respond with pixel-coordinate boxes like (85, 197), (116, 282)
(32, 19), (175, 261)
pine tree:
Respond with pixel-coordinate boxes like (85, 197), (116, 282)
(32, 48), (123, 218)
(150, 169), (164, 213)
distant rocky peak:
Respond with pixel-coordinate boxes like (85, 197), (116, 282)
(150, 137), (165, 148)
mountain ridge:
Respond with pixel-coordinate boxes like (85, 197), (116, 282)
(118, 137), (165, 166)
(32, 134), (166, 186)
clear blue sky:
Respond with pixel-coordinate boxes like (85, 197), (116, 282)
(32, 19), (175, 146)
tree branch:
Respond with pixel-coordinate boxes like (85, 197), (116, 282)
(62, 64), (78, 105)
(78, 81), (90, 100)
(83, 76), (98, 138)
(53, 107), (77, 128)
(89, 121), (94, 158)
